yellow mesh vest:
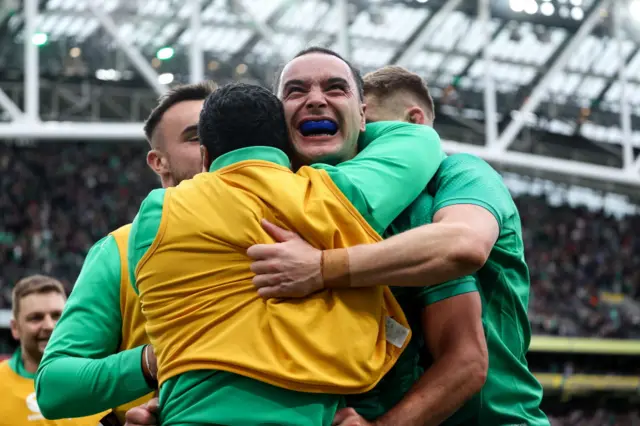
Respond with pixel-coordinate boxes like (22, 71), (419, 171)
(109, 225), (154, 423)
(136, 161), (411, 394)
(0, 361), (106, 426)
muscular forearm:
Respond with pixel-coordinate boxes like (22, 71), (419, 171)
(347, 223), (486, 288)
(36, 346), (151, 419)
(375, 352), (486, 426)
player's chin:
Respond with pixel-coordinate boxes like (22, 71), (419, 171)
(37, 339), (49, 352)
(293, 133), (344, 160)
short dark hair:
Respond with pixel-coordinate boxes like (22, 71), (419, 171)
(273, 46), (365, 101)
(144, 81), (217, 144)
(198, 82), (290, 162)
(363, 66), (435, 121)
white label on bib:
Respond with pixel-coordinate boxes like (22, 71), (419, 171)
(385, 316), (410, 348)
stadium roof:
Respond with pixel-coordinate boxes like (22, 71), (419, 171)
(1, 0), (640, 195)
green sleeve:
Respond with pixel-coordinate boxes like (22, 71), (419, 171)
(385, 191), (479, 306)
(312, 121), (445, 235)
(128, 188), (166, 293)
(432, 153), (514, 230)
(35, 235), (152, 420)
(416, 276), (479, 306)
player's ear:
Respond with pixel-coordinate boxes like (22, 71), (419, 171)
(147, 150), (169, 176)
(10, 318), (19, 340)
(404, 106), (426, 125)
(200, 145), (210, 172)
(359, 103), (367, 132)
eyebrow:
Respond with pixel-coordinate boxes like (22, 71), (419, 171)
(283, 77), (351, 91)
(181, 124), (198, 137)
(327, 77), (349, 86)
(282, 79), (306, 91)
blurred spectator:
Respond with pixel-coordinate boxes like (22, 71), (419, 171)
(0, 142), (155, 306)
(1, 142), (639, 339)
(520, 196), (640, 339)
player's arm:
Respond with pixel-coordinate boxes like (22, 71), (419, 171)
(311, 121), (444, 234)
(374, 281), (488, 426)
(345, 154), (506, 288)
(35, 235), (153, 419)
(249, 154), (501, 298)
(128, 188), (167, 293)
(345, 204), (497, 288)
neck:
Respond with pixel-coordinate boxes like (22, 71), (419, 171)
(160, 175), (175, 188)
(21, 349), (39, 374)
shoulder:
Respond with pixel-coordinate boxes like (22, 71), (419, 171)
(84, 234), (120, 263)
(387, 191), (435, 235)
(364, 121), (438, 135)
(110, 223), (133, 239)
(132, 190), (167, 232)
(433, 154), (514, 226)
(72, 234), (122, 291)
(0, 359), (16, 383)
(110, 224), (133, 257)
(143, 188), (168, 206)
(438, 153), (497, 177)
(434, 153), (507, 193)
(362, 121), (439, 140)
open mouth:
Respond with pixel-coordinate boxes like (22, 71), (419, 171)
(298, 119), (339, 137)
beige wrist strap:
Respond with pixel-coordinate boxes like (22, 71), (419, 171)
(321, 248), (352, 289)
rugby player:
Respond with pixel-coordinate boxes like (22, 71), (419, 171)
(34, 82), (215, 424)
(127, 78), (444, 425)
(249, 65), (549, 425)
(0, 275), (106, 425)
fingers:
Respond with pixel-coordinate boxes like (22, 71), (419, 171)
(261, 219), (300, 243)
(246, 244), (278, 260)
(125, 407), (155, 425)
(257, 285), (289, 299)
(252, 273), (285, 289)
(249, 260), (280, 275)
(146, 397), (159, 412)
(332, 408), (359, 425)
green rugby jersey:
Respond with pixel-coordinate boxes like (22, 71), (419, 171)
(348, 153), (548, 426)
(431, 154), (547, 426)
(345, 189), (478, 420)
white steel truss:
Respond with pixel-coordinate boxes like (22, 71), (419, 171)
(0, 0), (638, 191)
(493, 0), (613, 153)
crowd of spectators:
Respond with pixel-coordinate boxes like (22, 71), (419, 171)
(521, 196), (640, 339)
(1, 142), (640, 340)
(0, 141), (156, 304)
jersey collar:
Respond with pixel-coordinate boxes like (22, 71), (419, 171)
(9, 347), (35, 379)
(209, 147), (291, 173)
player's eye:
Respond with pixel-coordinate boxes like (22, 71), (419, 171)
(287, 87), (304, 95)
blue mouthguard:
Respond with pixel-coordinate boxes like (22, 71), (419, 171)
(300, 120), (338, 134)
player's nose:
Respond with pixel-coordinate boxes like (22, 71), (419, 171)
(304, 87), (328, 110)
(41, 315), (55, 331)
